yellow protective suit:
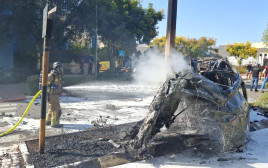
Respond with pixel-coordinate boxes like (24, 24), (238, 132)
(46, 70), (62, 127)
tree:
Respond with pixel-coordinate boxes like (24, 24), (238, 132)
(0, 0), (163, 73)
(0, 0), (83, 73)
(225, 41), (258, 66)
(262, 23), (268, 47)
(91, 1), (163, 69)
(150, 36), (217, 58)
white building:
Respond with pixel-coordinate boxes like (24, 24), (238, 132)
(218, 42), (268, 66)
(252, 42), (268, 66)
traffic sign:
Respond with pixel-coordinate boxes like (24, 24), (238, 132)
(47, 6), (57, 38)
(119, 50), (125, 57)
(42, 4), (48, 38)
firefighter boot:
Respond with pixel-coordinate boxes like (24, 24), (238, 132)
(51, 124), (63, 128)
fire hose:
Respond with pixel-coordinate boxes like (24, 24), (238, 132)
(0, 90), (42, 137)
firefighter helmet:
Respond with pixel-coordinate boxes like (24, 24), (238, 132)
(53, 62), (64, 75)
(53, 62), (62, 70)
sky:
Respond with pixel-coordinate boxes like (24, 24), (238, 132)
(141, 0), (268, 46)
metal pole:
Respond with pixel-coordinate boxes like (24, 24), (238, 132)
(95, 0), (98, 80)
(39, 36), (49, 154)
(165, 0), (178, 61)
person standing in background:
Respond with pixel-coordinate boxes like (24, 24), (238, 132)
(97, 61), (101, 74)
(80, 60), (84, 75)
(250, 64), (262, 92)
(246, 62), (252, 79)
(70, 59), (76, 75)
(260, 63), (268, 93)
(88, 59), (93, 75)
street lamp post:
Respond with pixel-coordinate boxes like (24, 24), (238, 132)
(165, 0), (178, 61)
(164, 0), (178, 78)
(39, 3), (56, 154)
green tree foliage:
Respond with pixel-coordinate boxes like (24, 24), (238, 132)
(0, 0), (163, 74)
(150, 36), (217, 58)
(92, 1), (163, 69)
(68, 42), (91, 52)
(0, 0), (83, 74)
(0, 0), (163, 73)
(262, 23), (268, 47)
(225, 41), (258, 66)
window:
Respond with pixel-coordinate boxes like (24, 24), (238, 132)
(260, 54), (262, 56)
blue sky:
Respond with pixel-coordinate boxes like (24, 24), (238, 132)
(141, 0), (268, 46)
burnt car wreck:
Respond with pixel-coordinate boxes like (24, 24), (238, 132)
(127, 58), (249, 157)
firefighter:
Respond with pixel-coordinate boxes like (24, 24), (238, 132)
(46, 62), (64, 128)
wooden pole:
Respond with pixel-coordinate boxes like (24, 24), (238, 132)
(39, 36), (49, 154)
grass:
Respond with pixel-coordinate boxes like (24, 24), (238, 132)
(251, 92), (268, 110)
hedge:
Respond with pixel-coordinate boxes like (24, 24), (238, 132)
(26, 74), (95, 95)
(0, 69), (30, 84)
(26, 75), (40, 95)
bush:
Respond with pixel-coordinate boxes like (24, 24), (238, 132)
(26, 75), (40, 95)
(26, 74), (95, 95)
(0, 68), (30, 84)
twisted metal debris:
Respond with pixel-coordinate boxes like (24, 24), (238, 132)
(128, 58), (249, 157)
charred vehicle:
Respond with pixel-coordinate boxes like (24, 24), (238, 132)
(128, 58), (249, 157)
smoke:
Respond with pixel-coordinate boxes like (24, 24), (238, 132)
(131, 48), (189, 86)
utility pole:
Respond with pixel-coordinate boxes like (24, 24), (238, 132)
(95, 0), (98, 80)
(165, 0), (178, 61)
(39, 3), (56, 154)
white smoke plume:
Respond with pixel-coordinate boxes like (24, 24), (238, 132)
(131, 48), (189, 86)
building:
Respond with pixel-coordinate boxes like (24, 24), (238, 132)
(136, 44), (149, 54)
(218, 42), (268, 66)
(0, 10), (13, 70)
(0, 43), (13, 70)
(252, 42), (268, 66)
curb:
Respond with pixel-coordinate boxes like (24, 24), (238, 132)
(49, 153), (135, 168)
(19, 142), (34, 168)
(1, 97), (27, 102)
